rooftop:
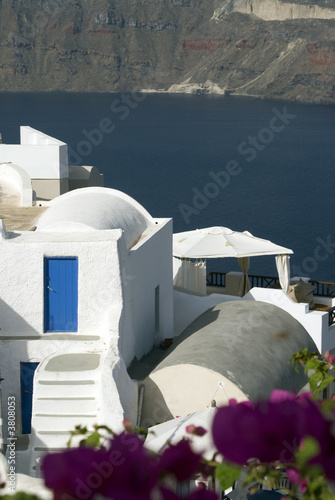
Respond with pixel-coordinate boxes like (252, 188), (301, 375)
(0, 183), (46, 231)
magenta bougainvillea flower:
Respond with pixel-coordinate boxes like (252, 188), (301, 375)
(186, 424), (208, 437)
(212, 399), (301, 464)
(286, 467), (308, 493)
(43, 432), (158, 500)
(323, 351), (335, 365)
(211, 391), (334, 469)
(188, 487), (219, 499)
(158, 439), (202, 482)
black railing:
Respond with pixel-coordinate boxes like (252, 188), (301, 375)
(206, 271), (335, 326)
(207, 272), (281, 290)
(249, 275), (280, 289)
(206, 272), (226, 288)
(310, 280), (335, 298)
(329, 307), (335, 327)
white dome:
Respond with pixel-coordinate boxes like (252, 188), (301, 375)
(36, 187), (154, 249)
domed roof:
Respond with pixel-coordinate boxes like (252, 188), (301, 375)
(36, 187), (154, 249)
(154, 300), (316, 400)
(135, 300), (317, 425)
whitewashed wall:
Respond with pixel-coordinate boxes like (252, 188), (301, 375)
(0, 145), (68, 180)
(0, 229), (128, 437)
(0, 163), (33, 206)
(0, 127), (68, 180)
(120, 218), (174, 366)
(0, 230), (123, 335)
(0, 217), (174, 448)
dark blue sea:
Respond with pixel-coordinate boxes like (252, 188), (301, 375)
(0, 92), (334, 281)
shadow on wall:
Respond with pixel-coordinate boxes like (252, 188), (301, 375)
(0, 297), (40, 337)
(138, 378), (174, 430)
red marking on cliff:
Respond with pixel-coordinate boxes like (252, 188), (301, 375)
(183, 38), (230, 52)
(307, 43), (335, 65)
(236, 39), (255, 49)
(66, 23), (80, 35)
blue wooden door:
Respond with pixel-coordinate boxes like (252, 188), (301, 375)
(20, 362), (39, 434)
(44, 257), (78, 332)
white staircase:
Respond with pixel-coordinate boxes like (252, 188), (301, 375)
(29, 351), (104, 476)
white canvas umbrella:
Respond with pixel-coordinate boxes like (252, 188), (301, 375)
(173, 227), (293, 294)
(145, 403), (218, 460)
(173, 227), (293, 259)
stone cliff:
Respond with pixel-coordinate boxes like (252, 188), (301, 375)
(0, 0), (334, 103)
(213, 0), (335, 21)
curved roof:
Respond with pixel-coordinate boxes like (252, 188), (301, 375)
(152, 300), (316, 400)
(36, 187), (154, 249)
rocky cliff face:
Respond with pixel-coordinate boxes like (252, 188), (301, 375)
(0, 0), (335, 103)
(213, 0), (335, 21)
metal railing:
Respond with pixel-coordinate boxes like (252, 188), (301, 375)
(309, 280), (335, 298)
(207, 272), (281, 290)
(329, 307), (335, 327)
(206, 272), (335, 326)
(206, 271), (226, 288)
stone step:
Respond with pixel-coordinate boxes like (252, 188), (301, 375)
(33, 397), (99, 415)
(36, 381), (97, 398)
(33, 414), (99, 432)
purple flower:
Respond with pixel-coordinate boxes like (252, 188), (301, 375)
(43, 432), (158, 500)
(324, 351), (335, 366)
(307, 413), (335, 480)
(43, 447), (109, 500)
(160, 487), (182, 500)
(188, 487), (219, 500)
(158, 440), (202, 482)
(211, 394), (324, 465)
(286, 468), (308, 493)
(186, 424), (208, 437)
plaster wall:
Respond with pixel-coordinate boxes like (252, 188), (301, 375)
(0, 163), (33, 206)
(31, 178), (69, 201)
(0, 338), (102, 437)
(0, 230), (123, 336)
(0, 145), (69, 180)
(244, 287), (331, 353)
(0, 229), (141, 449)
(20, 127), (65, 147)
(100, 345), (139, 432)
(121, 218), (174, 366)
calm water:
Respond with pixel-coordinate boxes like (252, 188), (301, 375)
(0, 92), (334, 281)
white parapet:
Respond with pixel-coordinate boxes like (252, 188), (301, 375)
(0, 127), (69, 180)
(0, 162), (34, 206)
(244, 287), (334, 354)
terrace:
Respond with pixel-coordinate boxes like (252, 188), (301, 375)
(206, 270), (335, 353)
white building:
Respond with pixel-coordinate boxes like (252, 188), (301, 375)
(0, 185), (173, 475)
(0, 125), (334, 482)
(0, 126), (103, 200)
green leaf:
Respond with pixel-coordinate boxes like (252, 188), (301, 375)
(305, 358), (321, 373)
(1, 494), (43, 500)
(318, 376), (335, 392)
(296, 436), (320, 467)
(321, 398), (335, 412)
(308, 371), (324, 393)
(82, 430), (101, 448)
(215, 462), (241, 490)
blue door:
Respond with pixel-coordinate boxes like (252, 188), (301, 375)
(44, 257), (78, 332)
(20, 362), (39, 434)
